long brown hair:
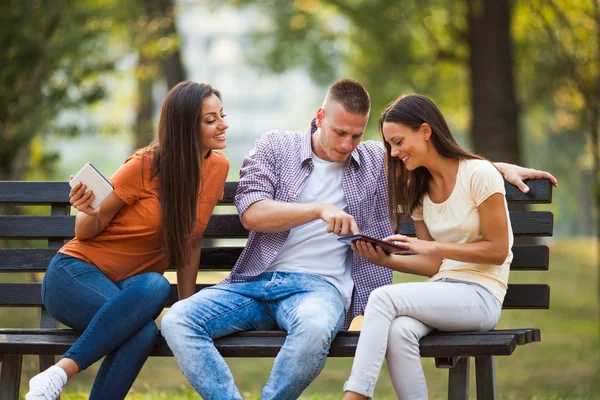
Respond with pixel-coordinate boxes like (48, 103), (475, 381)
(380, 94), (482, 230)
(151, 81), (221, 268)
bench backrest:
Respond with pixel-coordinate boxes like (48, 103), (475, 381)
(0, 180), (553, 313)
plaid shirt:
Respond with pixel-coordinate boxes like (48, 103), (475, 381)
(226, 120), (394, 329)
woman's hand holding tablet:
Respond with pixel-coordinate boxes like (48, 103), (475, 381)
(337, 234), (411, 255)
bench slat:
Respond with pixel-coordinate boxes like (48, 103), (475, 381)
(0, 215), (249, 239)
(0, 328), (540, 357)
(0, 245), (549, 272)
(398, 211), (553, 237)
(0, 179), (552, 205)
(0, 211), (553, 239)
(0, 283), (550, 309)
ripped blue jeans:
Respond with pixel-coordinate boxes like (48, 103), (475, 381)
(161, 271), (346, 400)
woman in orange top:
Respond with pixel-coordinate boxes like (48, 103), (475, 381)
(25, 81), (230, 400)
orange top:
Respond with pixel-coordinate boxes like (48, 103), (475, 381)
(60, 149), (230, 282)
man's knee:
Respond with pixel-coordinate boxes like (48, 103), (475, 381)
(289, 311), (343, 351)
(160, 297), (208, 343)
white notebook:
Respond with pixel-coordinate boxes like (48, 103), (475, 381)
(69, 163), (114, 209)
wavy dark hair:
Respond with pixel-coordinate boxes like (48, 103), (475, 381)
(150, 81), (221, 268)
(380, 94), (483, 230)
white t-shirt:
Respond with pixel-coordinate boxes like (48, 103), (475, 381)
(267, 153), (354, 310)
(412, 158), (514, 303)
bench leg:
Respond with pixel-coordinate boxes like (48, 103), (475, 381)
(39, 309), (59, 373)
(0, 354), (23, 400)
(448, 356), (470, 400)
(475, 356), (497, 400)
(39, 308), (61, 399)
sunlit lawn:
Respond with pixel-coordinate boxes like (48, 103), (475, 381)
(4, 238), (599, 399)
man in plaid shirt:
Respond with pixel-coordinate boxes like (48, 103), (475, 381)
(162, 79), (557, 400)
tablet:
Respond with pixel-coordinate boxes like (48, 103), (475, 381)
(69, 163), (114, 209)
(337, 234), (410, 255)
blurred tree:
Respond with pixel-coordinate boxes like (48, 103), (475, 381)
(0, 0), (127, 180)
(141, 0), (185, 89)
(513, 0), (598, 238)
(133, 0), (187, 148)
(226, 0), (522, 163)
(467, 0), (520, 164)
(226, 0), (595, 236)
(522, 0), (599, 318)
(1, 0), (188, 179)
(132, 0), (186, 147)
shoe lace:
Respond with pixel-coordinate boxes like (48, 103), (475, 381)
(39, 373), (64, 399)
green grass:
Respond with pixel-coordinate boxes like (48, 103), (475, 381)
(3, 238), (599, 399)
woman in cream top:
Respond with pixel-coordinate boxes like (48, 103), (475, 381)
(411, 156), (513, 303)
(343, 94), (513, 400)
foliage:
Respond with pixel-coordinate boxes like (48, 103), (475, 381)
(0, 0), (134, 179)
(0, 0), (186, 181)
(515, 0), (600, 235)
(223, 0), (471, 138)
(220, 0), (598, 236)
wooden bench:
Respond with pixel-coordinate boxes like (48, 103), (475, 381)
(0, 179), (553, 400)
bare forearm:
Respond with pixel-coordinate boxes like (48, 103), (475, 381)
(383, 254), (442, 277)
(242, 200), (322, 232)
(435, 241), (508, 266)
(177, 247), (201, 300)
(74, 212), (103, 240)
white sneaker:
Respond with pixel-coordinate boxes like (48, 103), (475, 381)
(25, 365), (67, 400)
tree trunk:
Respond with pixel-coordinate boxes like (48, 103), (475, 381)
(134, 55), (155, 149)
(467, 0), (520, 164)
(466, 0), (534, 245)
(142, 0), (186, 89)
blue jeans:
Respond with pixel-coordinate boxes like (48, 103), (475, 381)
(42, 253), (171, 399)
(161, 271), (346, 400)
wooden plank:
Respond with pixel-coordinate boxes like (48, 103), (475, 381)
(504, 178), (552, 204)
(399, 211), (553, 237)
(0, 329), (535, 358)
(511, 245), (549, 270)
(0, 214), (248, 239)
(0, 181), (236, 205)
(0, 247), (245, 272)
(39, 308), (59, 374)
(221, 181), (237, 204)
(475, 356), (497, 400)
(0, 248), (60, 271)
(0, 212), (551, 240)
(0, 179), (552, 204)
(0, 283), (550, 309)
(448, 356), (470, 400)
(502, 284), (550, 309)
(0, 245), (547, 272)
(0, 354), (22, 400)
(0, 182), (70, 205)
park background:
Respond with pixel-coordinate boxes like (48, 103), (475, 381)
(1, 0), (599, 398)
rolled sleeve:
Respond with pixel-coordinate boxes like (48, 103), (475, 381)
(234, 133), (279, 217)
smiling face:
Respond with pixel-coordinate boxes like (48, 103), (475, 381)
(199, 93), (228, 153)
(312, 101), (368, 163)
(382, 121), (432, 171)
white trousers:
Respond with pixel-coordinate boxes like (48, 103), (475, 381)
(344, 279), (502, 399)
